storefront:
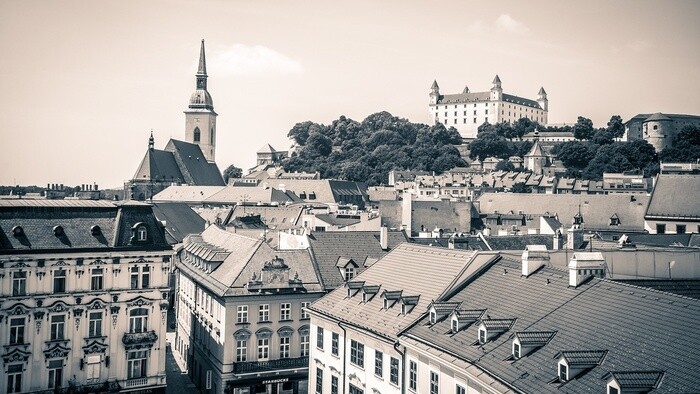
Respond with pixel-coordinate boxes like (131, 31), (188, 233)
(227, 372), (308, 394)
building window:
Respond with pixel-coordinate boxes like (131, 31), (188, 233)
(429, 310), (437, 324)
(331, 375), (339, 394)
(194, 127), (201, 142)
(90, 268), (104, 291)
(129, 308), (148, 333)
(130, 266), (139, 289)
(331, 332), (339, 356)
(349, 384), (364, 394)
(88, 312), (102, 338)
(609, 386), (620, 394)
(301, 334), (310, 357)
(430, 371), (439, 394)
(259, 304), (269, 322)
(48, 362), (63, 388)
(12, 271), (27, 296)
(485, 109), (489, 115)
(316, 327), (324, 350)
(316, 368), (323, 394)
(280, 336), (290, 358)
(479, 328), (486, 343)
(50, 315), (65, 340)
(559, 363), (568, 382)
(656, 224), (666, 234)
(677, 224), (686, 234)
(350, 340), (364, 367)
(6, 364), (22, 393)
(141, 266), (150, 288)
(473, 110), (477, 115)
(456, 385), (466, 394)
(513, 342), (520, 359)
(237, 305), (248, 323)
(390, 357), (399, 385)
(473, 118), (477, 124)
(451, 319), (458, 333)
(301, 302), (310, 319)
(136, 226), (147, 241)
(280, 303), (291, 321)
(9, 318), (25, 345)
(409, 360), (417, 391)
(236, 339), (247, 362)
(127, 350), (148, 379)
(374, 350), (383, 377)
(345, 266), (356, 281)
(257, 338), (269, 360)
(53, 269), (66, 293)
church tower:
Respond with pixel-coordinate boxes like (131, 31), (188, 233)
(184, 39), (218, 162)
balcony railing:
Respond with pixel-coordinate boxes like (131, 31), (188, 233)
(122, 330), (158, 350)
(124, 377), (148, 388)
(233, 356), (308, 374)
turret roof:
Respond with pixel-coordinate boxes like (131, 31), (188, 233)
(538, 87), (547, 95)
(492, 74), (501, 84)
(644, 112), (673, 122)
(197, 39), (207, 76)
(431, 80), (439, 90)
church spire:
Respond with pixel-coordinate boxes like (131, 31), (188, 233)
(196, 39), (208, 90)
(148, 129), (154, 151)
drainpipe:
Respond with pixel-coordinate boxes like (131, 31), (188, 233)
(338, 321), (348, 394)
(393, 340), (406, 394)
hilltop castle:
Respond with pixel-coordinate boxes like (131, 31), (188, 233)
(429, 75), (548, 140)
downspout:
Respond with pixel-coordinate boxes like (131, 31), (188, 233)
(393, 340), (406, 394)
(338, 321), (348, 394)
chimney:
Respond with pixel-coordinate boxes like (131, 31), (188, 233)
(568, 252), (606, 287)
(552, 230), (563, 250)
(521, 245), (549, 277)
(567, 225), (583, 250)
(380, 226), (388, 250)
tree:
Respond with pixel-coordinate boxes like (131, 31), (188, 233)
(552, 141), (597, 170)
(606, 115), (625, 139)
(222, 165), (243, 183)
(468, 131), (512, 162)
(511, 182), (532, 193)
(573, 116), (595, 140)
(592, 129), (615, 145)
(495, 159), (516, 172)
(305, 132), (333, 157)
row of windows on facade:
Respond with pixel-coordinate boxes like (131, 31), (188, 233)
(5, 348), (150, 393)
(438, 113), (544, 124)
(233, 332), (310, 362)
(655, 223), (695, 234)
(435, 103), (544, 111)
(235, 302), (310, 323)
(8, 307), (154, 347)
(8, 266), (151, 296)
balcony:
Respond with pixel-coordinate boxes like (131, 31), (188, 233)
(122, 330), (158, 350)
(233, 356), (308, 374)
(121, 375), (165, 390)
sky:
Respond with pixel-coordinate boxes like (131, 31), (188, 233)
(1, 0), (699, 188)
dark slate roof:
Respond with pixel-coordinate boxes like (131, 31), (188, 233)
(615, 279), (700, 299)
(407, 236), (489, 251)
(559, 350), (607, 366)
(515, 331), (556, 346)
(132, 148), (185, 182)
(646, 174), (700, 219)
(229, 205), (303, 230)
(401, 258), (700, 393)
(607, 371), (665, 389)
(165, 139), (225, 186)
(436, 91), (491, 104)
(314, 214), (361, 227)
(644, 112), (673, 122)
(152, 202), (206, 244)
(502, 93), (541, 109)
(308, 231), (407, 289)
(0, 200), (170, 252)
(483, 234), (555, 251)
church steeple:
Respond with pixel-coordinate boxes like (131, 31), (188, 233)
(148, 129), (154, 151)
(196, 39), (208, 90)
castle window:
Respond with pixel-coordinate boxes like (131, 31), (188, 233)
(194, 127), (201, 142)
(473, 118), (477, 124)
(653, 125), (658, 130)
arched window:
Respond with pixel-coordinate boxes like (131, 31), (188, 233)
(129, 308), (149, 333)
(137, 226), (147, 241)
(194, 127), (201, 142)
(210, 128), (214, 144)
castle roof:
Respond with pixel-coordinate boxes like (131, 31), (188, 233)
(538, 86), (547, 95)
(431, 80), (439, 90)
(492, 74), (501, 84)
(644, 112), (673, 122)
(434, 91), (542, 109)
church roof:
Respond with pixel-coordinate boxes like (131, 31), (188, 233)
(197, 39), (207, 76)
(525, 140), (545, 157)
(132, 148), (185, 183)
(164, 139), (225, 186)
(257, 144), (278, 153)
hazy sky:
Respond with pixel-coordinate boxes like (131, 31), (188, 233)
(1, 0), (699, 188)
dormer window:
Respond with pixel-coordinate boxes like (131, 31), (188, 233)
(478, 328), (487, 344)
(513, 342), (521, 359)
(361, 285), (380, 303)
(609, 214), (620, 226)
(451, 318), (458, 334)
(346, 281), (365, 298)
(603, 371), (664, 394)
(430, 311), (437, 324)
(137, 226), (147, 241)
(382, 290), (402, 309)
(345, 266), (355, 281)
(53, 225), (65, 237)
(559, 363), (568, 382)
(12, 226), (24, 237)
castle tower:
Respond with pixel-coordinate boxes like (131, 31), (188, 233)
(490, 74), (502, 101)
(429, 80), (440, 105)
(184, 39), (218, 162)
(537, 87), (548, 112)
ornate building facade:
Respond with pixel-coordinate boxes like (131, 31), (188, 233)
(429, 75), (548, 140)
(0, 200), (172, 393)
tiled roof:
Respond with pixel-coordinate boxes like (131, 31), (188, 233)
(307, 231), (407, 289)
(646, 174), (700, 219)
(483, 235), (555, 251)
(480, 318), (516, 331)
(615, 279), (700, 299)
(207, 186), (300, 205)
(132, 149), (184, 182)
(643, 112), (673, 122)
(309, 244), (500, 340)
(153, 185), (226, 202)
(559, 349), (607, 365)
(229, 205), (303, 230)
(453, 309), (486, 322)
(515, 331), (556, 346)
(261, 179), (369, 206)
(152, 202), (205, 244)
(314, 214), (361, 227)
(477, 193), (649, 232)
(607, 371), (665, 389)
(431, 301), (462, 314)
(178, 225), (323, 297)
(402, 257), (700, 393)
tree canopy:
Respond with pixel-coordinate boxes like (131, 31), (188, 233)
(659, 124), (700, 163)
(281, 112), (467, 185)
(222, 164), (242, 183)
(467, 121), (535, 162)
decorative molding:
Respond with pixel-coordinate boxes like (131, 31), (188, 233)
(6, 304), (30, 316)
(2, 347), (31, 365)
(10, 262), (29, 268)
(89, 259), (106, 265)
(110, 306), (120, 315)
(125, 296), (154, 308)
(51, 260), (68, 267)
(87, 299), (106, 310)
(46, 301), (70, 313)
(122, 330), (158, 350)
(111, 314), (118, 329)
(82, 339), (108, 355)
(43, 343), (71, 359)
